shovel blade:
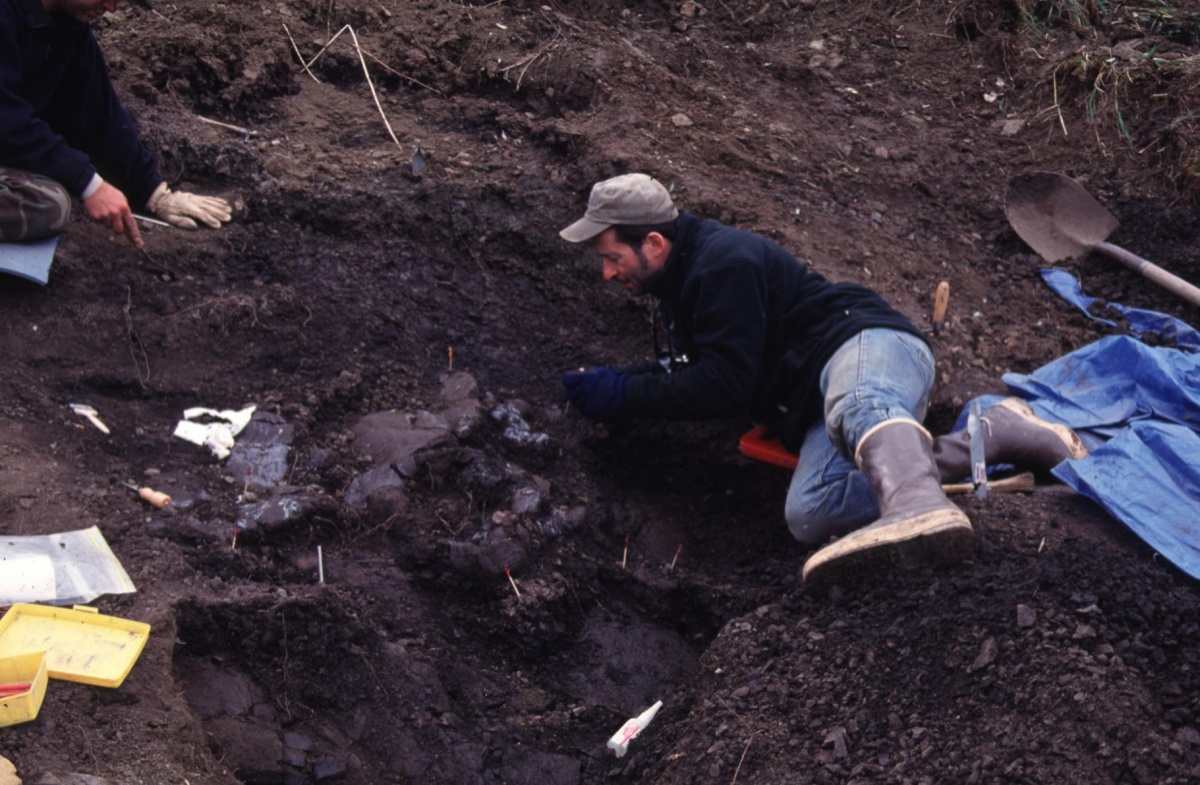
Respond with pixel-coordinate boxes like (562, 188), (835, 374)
(1004, 172), (1119, 262)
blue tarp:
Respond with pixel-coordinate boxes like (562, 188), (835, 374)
(1040, 268), (1200, 352)
(967, 271), (1200, 580)
(1053, 420), (1200, 578)
(999, 336), (1200, 579)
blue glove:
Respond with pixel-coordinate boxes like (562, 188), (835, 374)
(562, 366), (630, 422)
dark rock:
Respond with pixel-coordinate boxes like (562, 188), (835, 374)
(227, 412), (295, 489)
(178, 660), (262, 718)
(490, 402), (549, 447)
(284, 730), (313, 751)
(447, 527), (528, 576)
(344, 463), (405, 509)
(313, 755), (348, 780)
(281, 746), (306, 768)
(237, 487), (320, 532)
(511, 482), (545, 515)
(351, 411), (455, 477)
(205, 717), (284, 782)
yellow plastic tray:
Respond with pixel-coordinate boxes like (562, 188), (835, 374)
(0, 604), (150, 688)
(0, 650), (49, 727)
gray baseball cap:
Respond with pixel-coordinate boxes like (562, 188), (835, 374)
(559, 173), (678, 243)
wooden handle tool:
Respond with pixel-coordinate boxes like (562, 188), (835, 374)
(932, 281), (950, 335)
(942, 472), (1035, 496)
(122, 481), (172, 509)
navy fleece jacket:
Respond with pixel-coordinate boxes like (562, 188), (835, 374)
(624, 212), (928, 452)
(0, 0), (162, 207)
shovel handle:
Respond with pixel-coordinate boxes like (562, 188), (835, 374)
(1095, 242), (1200, 310)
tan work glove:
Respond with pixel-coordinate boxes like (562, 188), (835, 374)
(147, 182), (233, 229)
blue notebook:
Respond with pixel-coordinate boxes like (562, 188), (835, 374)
(0, 235), (60, 285)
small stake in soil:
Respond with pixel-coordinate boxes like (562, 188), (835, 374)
(622, 535), (629, 569)
(231, 527), (238, 551)
(669, 543), (682, 572)
(318, 546), (325, 584)
(504, 566), (521, 600)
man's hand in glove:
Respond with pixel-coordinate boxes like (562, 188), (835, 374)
(147, 182), (233, 229)
(562, 366), (629, 422)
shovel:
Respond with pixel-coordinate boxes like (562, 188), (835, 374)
(1004, 171), (1200, 309)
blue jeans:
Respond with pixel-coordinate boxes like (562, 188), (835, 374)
(785, 328), (935, 546)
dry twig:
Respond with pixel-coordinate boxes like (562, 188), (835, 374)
(290, 23), (405, 150)
(498, 29), (561, 91)
(730, 733), (759, 784)
(362, 50), (443, 96)
(282, 23), (321, 83)
(304, 23), (352, 70)
(347, 26), (402, 150)
(1053, 70), (1069, 136)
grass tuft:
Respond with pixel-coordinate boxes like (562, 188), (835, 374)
(1011, 1), (1200, 195)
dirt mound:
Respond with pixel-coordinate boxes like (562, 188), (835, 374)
(2, 2), (1199, 784)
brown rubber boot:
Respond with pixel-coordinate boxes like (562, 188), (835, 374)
(932, 397), (1089, 483)
(802, 420), (975, 591)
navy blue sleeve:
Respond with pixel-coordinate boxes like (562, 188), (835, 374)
(624, 261), (768, 419)
(41, 30), (162, 207)
(0, 14), (161, 206)
(0, 9), (97, 196)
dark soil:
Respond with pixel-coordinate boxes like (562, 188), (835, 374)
(3, 1), (1200, 784)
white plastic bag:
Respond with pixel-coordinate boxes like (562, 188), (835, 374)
(0, 526), (136, 606)
(173, 405), (256, 460)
